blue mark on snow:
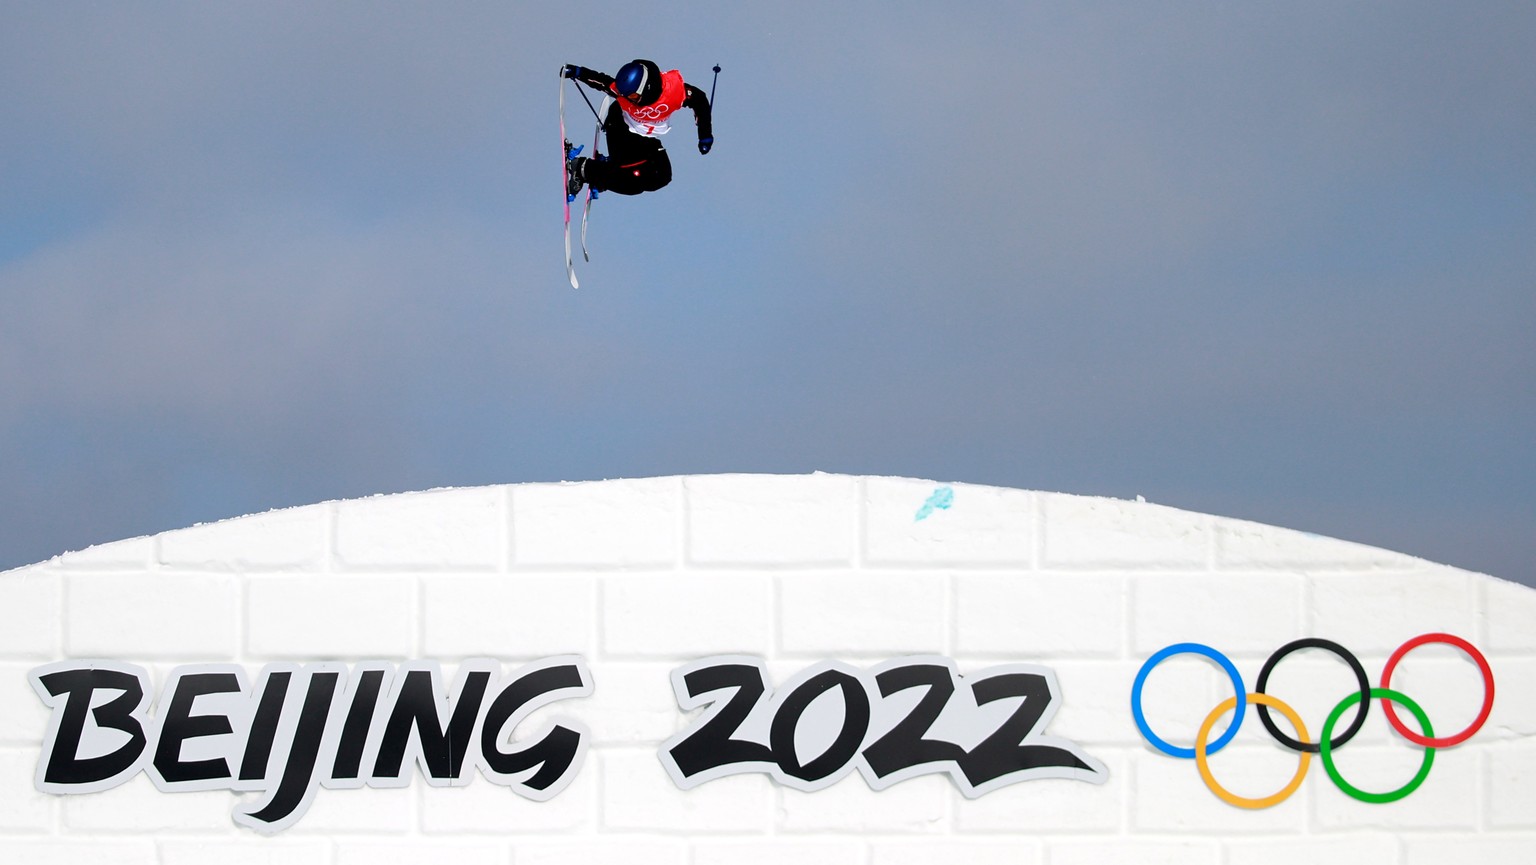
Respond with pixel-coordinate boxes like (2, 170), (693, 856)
(915, 486), (954, 521)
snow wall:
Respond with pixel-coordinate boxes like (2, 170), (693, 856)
(2, 473), (1533, 864)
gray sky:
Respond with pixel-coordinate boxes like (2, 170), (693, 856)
(2, 2), (1532, 585)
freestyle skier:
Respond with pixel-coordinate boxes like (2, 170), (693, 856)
(561, 59), (714, 197)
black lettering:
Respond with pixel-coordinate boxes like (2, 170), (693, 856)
(36, 667), (148, 787)
(330, 668), (385, 781)
(863, 663), (966, 779)
(480, 664), (587, 791)
(153, 671), (240, 784)
(664, 663), (775, 780)
(240, 671), (291, 781)
(769, 668), (869, 783)
(957, 671), (1093, 789)
(30, 657), (598, 833)
(658, 657), (1107, 797)
(373, 668), (490, 781)
(240, 670), (341, 829)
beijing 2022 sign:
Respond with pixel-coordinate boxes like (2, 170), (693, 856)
(28, 636), (1492, 833)
(29, 654), (1100, 833)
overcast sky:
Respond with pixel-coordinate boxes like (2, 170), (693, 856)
(2, 2), (1532, 585)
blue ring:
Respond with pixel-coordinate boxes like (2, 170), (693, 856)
(1132, 643), (1246, 759)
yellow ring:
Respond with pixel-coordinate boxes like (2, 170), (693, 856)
(1194, 693), (1311, 809)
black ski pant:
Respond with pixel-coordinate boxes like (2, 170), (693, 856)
(585, 103), (673, 196)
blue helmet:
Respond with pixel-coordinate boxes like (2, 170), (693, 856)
(614, 59), (662, 105)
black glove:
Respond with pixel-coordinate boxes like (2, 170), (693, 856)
(698, 136), (713, 155)
(561, 64), (581, 79)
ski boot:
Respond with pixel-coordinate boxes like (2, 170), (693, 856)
(564, 142), (586, 200)
(586, 152), (606, 201)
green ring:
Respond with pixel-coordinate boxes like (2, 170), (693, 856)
(1318, 687), (1435, 803)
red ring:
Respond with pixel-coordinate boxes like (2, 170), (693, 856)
(1378, 633), (1494, 747)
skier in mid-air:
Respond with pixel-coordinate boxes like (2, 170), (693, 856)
(561, 59), (714, 198)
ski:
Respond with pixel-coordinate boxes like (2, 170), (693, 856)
(580, 122), (599, 262)
(560, 70), (579, 289)
(580, 189), (594, 262)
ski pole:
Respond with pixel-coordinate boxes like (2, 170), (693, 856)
(709, 64), (721, 108)
(574, 81), (601, 122)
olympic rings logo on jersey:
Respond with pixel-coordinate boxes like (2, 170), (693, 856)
(630, 102), (672, 121)
(1131, 633), (1495, 808)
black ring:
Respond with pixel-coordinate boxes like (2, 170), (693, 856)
(1254, 638), (1371, 754)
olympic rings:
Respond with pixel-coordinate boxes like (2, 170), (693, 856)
(1255, 638), (1370, 753)
(1320, 688), (1435, 803)
(1132, 634), (1492, 808)
(1131, 643), (1246, 759)
(1196, 693), (1310, 809)
(1379, 633), (1495, 748)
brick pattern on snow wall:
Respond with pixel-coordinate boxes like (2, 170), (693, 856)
(2, 474), (1533, 864)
